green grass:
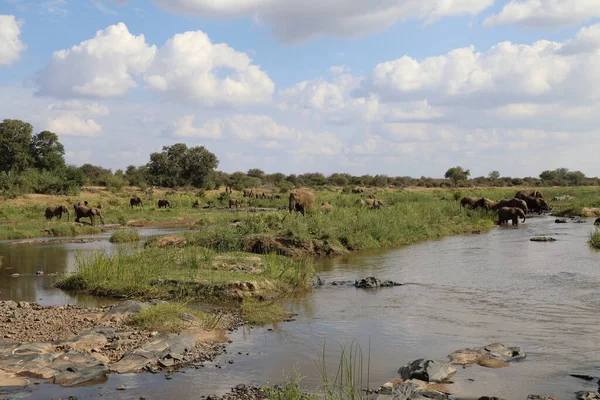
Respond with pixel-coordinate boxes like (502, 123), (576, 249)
(56, 247), (313, 303)
(241, 299), (290, 325)
(589, 230), (600, 249)
(109, 229), (140, 243)
(264, 369), (317, 400)
(128, 302), (200, 333)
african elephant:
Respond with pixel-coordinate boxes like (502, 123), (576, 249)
(515, 190), (544, 200)
(351, 188), (364, 194)
(595, 218), (600, 225)
(523, 196), (551, 214)
(366, 198), (384, 209)
(497, 207), (526, 225)
(74, 201), (88, 207)
(491, 198), (528, 214)
(355, 199), (367, 207)
(130, 196), (143, 208)
(460, 197), (480, 208)
(45, 205), (69, 221)
(320, 202), (333, 213)
(74, 205), (104, 226)
(472, 198), (497, 211)
(229, 199), (240, 209)
(289, 189), (315, 215)
(158, 199), (171, 209)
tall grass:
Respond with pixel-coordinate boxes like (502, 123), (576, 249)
(589, 229), (600, 249)
(109, 229), (140, 243)
(315, 340), (370, 400)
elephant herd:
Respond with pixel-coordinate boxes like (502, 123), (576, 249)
(461, 190), (551, 226)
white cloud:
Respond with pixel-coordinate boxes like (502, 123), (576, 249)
(48, 115), (102, 137)
(34, 23), (156, 98)
(0, 15), (26, 66)
(144, 30), (274, 106)
(34, 23), (273, 107)
(165, 115), (223, 139)
(117, 0), (493, 43)
(48, 100), (110, 116)
(484, 0), (600, 28)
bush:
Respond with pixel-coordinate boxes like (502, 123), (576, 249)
(109, 229), (140, 243)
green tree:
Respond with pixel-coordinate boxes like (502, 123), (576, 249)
(80, 164), (113, 186)
(146, 143), (219, 188)
(0, 119), (33, 174)
(444, 166), (470, 187)
(247, 168), (265, 181)
(488, 171), (500, 180)
(29, 130), (65, 171)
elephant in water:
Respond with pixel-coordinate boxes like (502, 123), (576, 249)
(130, 196), (143, 208)
(491, 198), (528, 214)
(158, 199), (171, 209)
(523, 196), (551, 214)
(515, 190), (543, 200)
(289, 189), (315, 216)
(497, 207), (526, 226)
(74, 205), (104, 226)
(45, 205), (69, 221)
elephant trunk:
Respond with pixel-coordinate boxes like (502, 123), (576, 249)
(521, 214), (526, 223)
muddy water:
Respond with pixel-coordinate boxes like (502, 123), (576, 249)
(0, 228), (185, 307)
(4, 217), (600, 399)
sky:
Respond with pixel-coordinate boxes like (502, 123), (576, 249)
(1, 0), (600, 178)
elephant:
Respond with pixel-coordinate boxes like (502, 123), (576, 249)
(355, 199), (367, 207)
(460, 197), (480, 208)
(229, 199), (240, 209)
(491, 198), (528, 214)
(289, 189), (315, 215)
(274, 194), (281, 199)
(95, 204), (102, 210)
(158, 199), (171, 209)
(243, 189), (254, 198)
(320, 202), (333, 213)
(74, 201), (88, 208)
(74, 205), (104, 226)
(130, 196), (143, 208)
(523, 196), (551, 214)
(515, 190), (544, 200)
(472, 198), (497, 211)
(351, 188), (364, 194)
(45, 205), (69, 221)
(497, 207), (526, 225)
(365, 198), (383, 209)
(595, 218), (600, 225)
(192, 199), (201, 208)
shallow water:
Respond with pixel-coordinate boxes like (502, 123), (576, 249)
(4, 217), (600, 399)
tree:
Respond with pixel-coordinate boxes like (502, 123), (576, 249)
(247, 168), (265, 180)
(146, 143), (219, 188)
(445, 166), (470, 187)
(0, 119), (33, 174)
(29, 130), (65, 171)
(488, 171), (500, 180)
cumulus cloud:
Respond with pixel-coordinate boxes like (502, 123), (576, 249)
(48, 115), (102, 136)
(48, 100), (110, 116)
(357, 24), (600, 107)
(164, 115), (222, 139)
(484, 0), (600, 28)
(0, 15), (26, 66)
(34, 23), (273, 106)
(116, 0), (493, 43)
(144, 30), (274, 106)
(34, 23), (155, 98)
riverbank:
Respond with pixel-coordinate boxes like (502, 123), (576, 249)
(0, 299), (240, 388)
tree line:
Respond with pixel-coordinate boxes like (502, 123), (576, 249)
(0, 119), (598, 198)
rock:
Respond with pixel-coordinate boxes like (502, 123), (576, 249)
(381, 379), (449, 400)
(448, 343), (526, 366)
(398, 359), (456, 383)
(530, 237), (557, 242)
(479, 398), (505, 400)
(36, 271), (44, 275)
(117, 385), (126, 390)
(11, 273), (19, 278)
(0, 369), (30, 387)
(355, 277), (402, 289)
(570, 374), (595, 381)
(53, 362), (109, 387)
(331, 280), (354, 286)
(235, 384), (247, 391)
(576, 392), (600, 400)
(555, 219), (568, 224)
(526, 396), (556, 400)
(312, 274), (325, 288)
(107, 300), (149, 316)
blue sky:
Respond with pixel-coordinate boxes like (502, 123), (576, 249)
(1, 0), (600, 177)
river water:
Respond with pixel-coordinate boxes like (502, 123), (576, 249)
(2, 217), (600, 399)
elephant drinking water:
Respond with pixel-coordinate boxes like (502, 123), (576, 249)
(497, 207), (526, 226)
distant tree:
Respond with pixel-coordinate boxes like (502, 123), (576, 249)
(125, 165), (148, 187)
(0, 119), (33, 174)
(445, 166), (470, 187)
(488, 171), (500, 180)
(80, 164), (113, 186)
(29, 130), (65, 172)
(328, 173), (349, 186)
(247, 168), (265, 181)
(146, 143), (218, 188)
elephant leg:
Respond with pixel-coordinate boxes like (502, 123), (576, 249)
(89, 215), (95, 226)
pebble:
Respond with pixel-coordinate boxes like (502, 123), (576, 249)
(117, 385), (126, 390)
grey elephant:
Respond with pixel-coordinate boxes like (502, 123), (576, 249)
(74, 200), (88, 207)
(523, 196), (551, 214)
(491, 198), (528, 214)
(366, 198), (383, 209)
(460, 196), (480, 208)
(158, 199), (171, 209)
(74, 205), (104, 226)
(320, 202), (333, 213)
(515, 190), (543, 200)
(498, 207), (526, 225)
(45, 205), (69, 221)
(289, 189), (315, 215)
(130, 196), (143, 208)
(472, 197), (497, 211)
(355, 199), (367, 207)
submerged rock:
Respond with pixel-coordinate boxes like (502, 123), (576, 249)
(107, 300), (148, 316)
(377, 379), (448, 400)
(576, 392), (600, 400)
(398, 359), (456, 383)
(530, 237), (557, 242)
(355, 277), (402, 289)
(555, 219), (568, 224)
(527, 396), (557, 400)
(448, 343), (526, 367)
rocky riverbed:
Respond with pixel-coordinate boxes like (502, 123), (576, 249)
(0, 300), (240, 389)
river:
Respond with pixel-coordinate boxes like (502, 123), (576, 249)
(2, 217), (600, 399)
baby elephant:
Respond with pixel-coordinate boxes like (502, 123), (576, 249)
(45, 205), (69, 221)
(498, 207), (526, 226)
(158, 199), (171, 209)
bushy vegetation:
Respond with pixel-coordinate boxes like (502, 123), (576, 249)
(589, 230), (600, 249)
(127, 302), (221, 333)
(109, 229), (140, 243)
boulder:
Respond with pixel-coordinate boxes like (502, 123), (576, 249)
(576, 392), (600, 400)
(398, 359), (456, 383)
(107, 300), (148, 316)
(448, 343), (526, 366)
(52, 362), (109, 387)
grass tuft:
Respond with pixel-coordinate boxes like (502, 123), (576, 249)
(589, 230), (600, 249)
(109, 229), (140, 243)
(128, 302), (198, 333)
(241, 299), (290, 325)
